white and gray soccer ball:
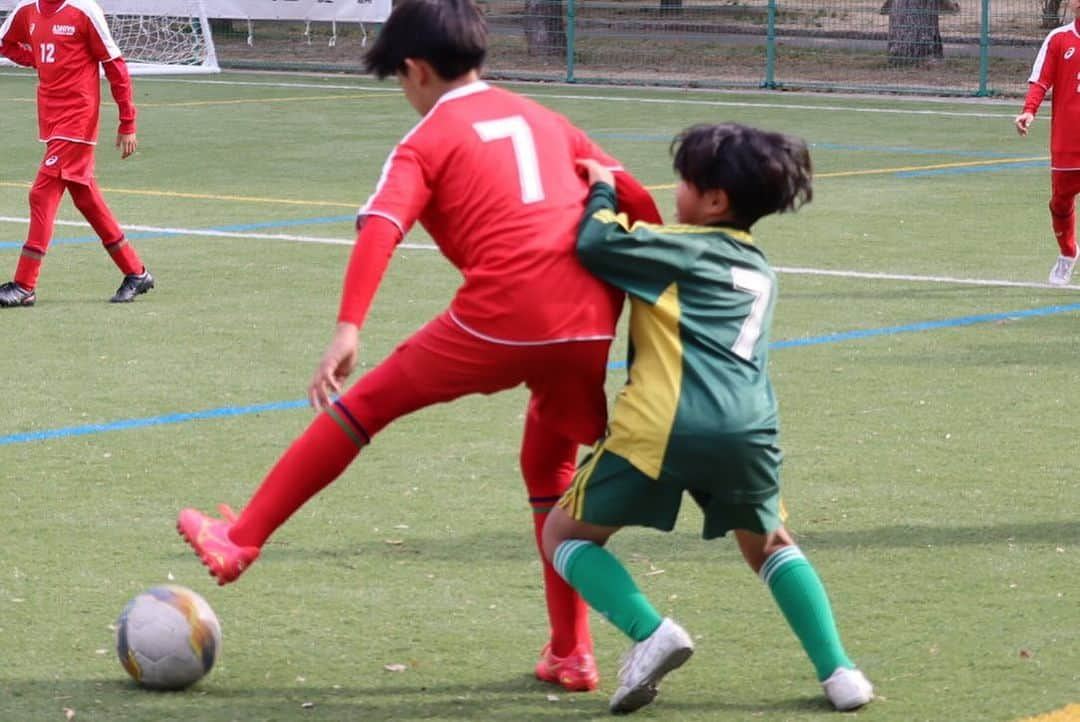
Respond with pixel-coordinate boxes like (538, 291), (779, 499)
(115, 584), (221, 690)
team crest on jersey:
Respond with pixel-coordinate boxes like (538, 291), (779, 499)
(52, 24), (76, 36)
(1066, 47), (1076, 59)
(44, 155), (59, 167)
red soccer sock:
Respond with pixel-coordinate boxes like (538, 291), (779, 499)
(67, 180), (145, 275)
(14, 249), (45, 291)
(229, 407), (366, 548)
(103, 237), (145, 276)
(1051, 207), (1077, 258)
(15, 171), (66, 289)
(532, 508), (592, 657)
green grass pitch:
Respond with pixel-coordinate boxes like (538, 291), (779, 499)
(0, 70), (1076, 722)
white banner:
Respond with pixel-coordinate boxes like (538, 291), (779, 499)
(0, 0), (391, 22)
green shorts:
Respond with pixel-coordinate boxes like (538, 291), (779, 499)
(558, 446), (785, 539)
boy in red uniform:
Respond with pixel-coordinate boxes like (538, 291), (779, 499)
(177, 0), (661, 691)
(0, 0), (153, 307)
(1015, 0), (1080, 285)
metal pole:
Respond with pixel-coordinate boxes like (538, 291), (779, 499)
(977, 0), (990, 96)
(566, 0), (576, 83)
(763, 0), (777, 89)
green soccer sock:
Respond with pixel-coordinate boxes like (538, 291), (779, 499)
(552, 540), (663, 642)
(760, 546), (854, 681)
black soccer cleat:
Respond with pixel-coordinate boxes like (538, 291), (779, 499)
(0, 281), (36, 308)
(110, 269), (155, 303)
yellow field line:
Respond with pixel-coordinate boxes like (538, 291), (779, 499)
(1, 154), (1050, 207)
(817, 155), (1049, 178)
(140, 92), (400, 108)
(0, 180), (356, 208)
(1015, 704), (1080, 722)
(643, 156), (1049, 191)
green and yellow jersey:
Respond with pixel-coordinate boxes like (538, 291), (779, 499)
(577, 182), (781, 503)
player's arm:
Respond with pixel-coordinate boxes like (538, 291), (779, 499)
(575, 162), (698, 302)
(102, 58), (138, 158)
(1017, 34), (1056, 136)
(0, 39), (34, 67)
(566, 120), (664, 224)
(0, 9), (34, 67)
(308, 215), (402, 411)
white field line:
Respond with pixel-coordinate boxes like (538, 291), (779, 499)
(0, 215), (429, 251)
(0, 215), (1064, 289)
(0, 71), (1024, 119)
(774, 266), (1065, 290)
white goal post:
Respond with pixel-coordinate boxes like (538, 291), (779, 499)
(0, 0), (219, 75)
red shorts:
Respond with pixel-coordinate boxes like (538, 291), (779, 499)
(39, 139), (95, 185)
(338, 311), (613, 446)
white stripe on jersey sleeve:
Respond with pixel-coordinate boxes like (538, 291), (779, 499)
(1028, 24), (1078, 85)
(0, 1), (36, 43)
(67, 0), (122, 60)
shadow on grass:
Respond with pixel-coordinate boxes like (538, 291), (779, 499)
(0, 675), (832, 722)
(163, 519), (1079, 567)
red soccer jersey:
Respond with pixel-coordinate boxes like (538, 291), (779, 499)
(1026, 20), (1080, 169)
(360, 81), (626, 344)
(0, 0), (123, 144)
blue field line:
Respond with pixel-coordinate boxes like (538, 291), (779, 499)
(3, 302), (1079, 447)
(896, 160), (1048, 177)
(0, 399), (309, 446)
(0, 214), (355, 249)
(771, 302), (1080, 349)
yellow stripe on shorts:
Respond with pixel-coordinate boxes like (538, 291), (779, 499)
(559, 446), (607, 520)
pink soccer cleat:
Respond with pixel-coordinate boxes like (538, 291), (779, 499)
(534, 642), (600, 692)
(176, 504), (260, 585)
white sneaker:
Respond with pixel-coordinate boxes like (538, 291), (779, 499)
(609, 618), (694, 714)
(822, 667), (874, 711)
(1048, 254), (1078, 285)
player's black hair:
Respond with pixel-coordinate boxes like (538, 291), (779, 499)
(364, 0), (487, 81)
(671, 123), (813, 229)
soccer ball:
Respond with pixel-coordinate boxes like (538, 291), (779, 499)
(115, 585), (221, 690)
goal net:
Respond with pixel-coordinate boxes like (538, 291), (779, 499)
(0, 0), (218, 75)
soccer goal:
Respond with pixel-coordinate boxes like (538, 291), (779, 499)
(0, 0), (219, 75)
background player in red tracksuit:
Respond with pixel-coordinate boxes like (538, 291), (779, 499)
(0, 0), (153, 307)
(178, 0), (662, 692)
(1016, 0), (1080, 286)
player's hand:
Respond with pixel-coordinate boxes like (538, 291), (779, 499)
(1014, 112), (1034, 137)
(576, 158), (616, 188)
(309, 322), (360, 412)
(116, 132), (137, 159)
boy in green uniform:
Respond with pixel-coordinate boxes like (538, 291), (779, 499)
(542, 123), (874, 714)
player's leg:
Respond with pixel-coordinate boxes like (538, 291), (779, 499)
(520, 405), (599, 690)
(1047, 170), (1080, 285)
(177, 313), (522, 584)
(543, 447), (693, 713)
(733, 520), (873, 710)
(0, 168), (65, 307)
(65, 177), (153, 302)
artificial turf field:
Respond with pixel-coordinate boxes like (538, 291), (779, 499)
(0, 69), (1077, 722)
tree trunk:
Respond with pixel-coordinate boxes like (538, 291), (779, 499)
(1041, 0), (1065, 28)
(524, 0), (566, 58)
(887, 0), (944, 67)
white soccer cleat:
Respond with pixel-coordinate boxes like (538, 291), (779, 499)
(1048, 254), (1078, 286)
(821, 667), (874, 711)
(609, 618), (694, 714)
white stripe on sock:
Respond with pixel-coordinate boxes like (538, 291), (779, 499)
(553, 539), (593, 580)
(759, 545), (806, 586)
